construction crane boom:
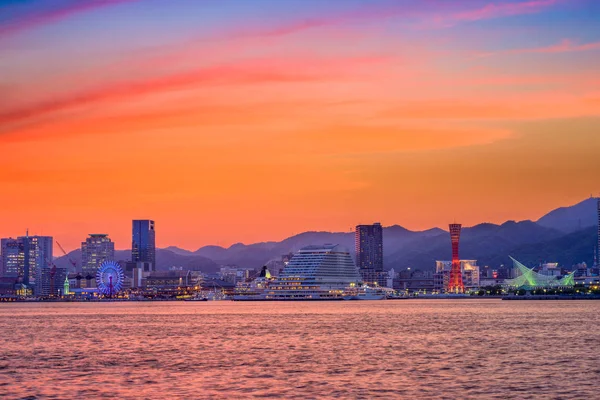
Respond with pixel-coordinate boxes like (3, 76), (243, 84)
(56, 240), (77, 272)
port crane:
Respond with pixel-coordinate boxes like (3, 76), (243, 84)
(44, 257), (57, 296)
(56, 241), (77, 273)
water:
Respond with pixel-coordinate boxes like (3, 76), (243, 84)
(0, 300), (598, 399)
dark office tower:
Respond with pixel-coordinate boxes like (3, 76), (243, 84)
(355, 223), (384, 286)
(19, 235), (53, 287)
(132, 220), (156, 269)
(597, 198), (600, 267)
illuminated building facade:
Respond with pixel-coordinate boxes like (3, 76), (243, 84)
(447, 224), (464, 293)
(355, 223), (385, 286)
(81, 234), (115, 277)
(434, 260), (480, 292)
(132, 220), (156, 270)
(18, 235), (53, 286)
(1, 238), (24, 278)
(36, 266), (67, 297)
(268, 244), (362, 299)
(504, 257), (574, 289)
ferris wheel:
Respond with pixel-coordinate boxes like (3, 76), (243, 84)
(96, 261), (125, 297)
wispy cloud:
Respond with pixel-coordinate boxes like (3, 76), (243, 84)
(0, 55), (387, 128)
(428, 0), (560, 28)
(0, 0), (137, 38)
(475, 38), (600, 58)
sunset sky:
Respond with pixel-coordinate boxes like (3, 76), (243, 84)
(1, 0), (599, 251)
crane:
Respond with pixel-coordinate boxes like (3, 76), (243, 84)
(56, 241), (77, 273)
(45, 257), (57, 297)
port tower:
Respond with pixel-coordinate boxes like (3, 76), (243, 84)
(447, 224), (465, 293)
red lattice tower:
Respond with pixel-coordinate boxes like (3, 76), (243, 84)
(447, 224), (465, 293)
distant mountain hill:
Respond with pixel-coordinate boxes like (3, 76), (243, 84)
(163, 246), (194, 256)
(54, 248), (219, 274)
(537, 197), (598, 233)
(52, 197), (599, 273)
(484, 226), (597, 268)
(385, 220), (565, 270)
(194, 227), (449, 269)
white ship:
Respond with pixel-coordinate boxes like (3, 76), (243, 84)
(233, 266), (273, 301)
(342, 285), (392, 300)
(234, 245), (392, 301)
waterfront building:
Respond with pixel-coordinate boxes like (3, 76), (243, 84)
(132, 220), (156, 270)
(63, 276), (70, 296)
(81, 234), (115, 278)
(35, 266), (67, 297)
(479, 277), (505, 287)
(434, 260), (480, 292)
(394, 269), (435, 293)
(1, 238), (23, 277)
(267, 244), (363, 300)
(504, 257), (575, 289)
(538, 262), (561, 277)
(219, 266), (249, 284)
(355, 223), (385, 286)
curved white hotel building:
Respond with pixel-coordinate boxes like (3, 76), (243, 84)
(267, 244), (362, 300)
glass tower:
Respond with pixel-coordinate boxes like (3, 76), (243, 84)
(132, 220), (156, 268)
(20, 235), (53, 286)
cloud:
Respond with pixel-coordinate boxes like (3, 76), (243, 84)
(0, 0), (137, 38)
(475, 39), (600, 58)
(0, 55), (388, 128)
(382, 96), (600, 121)
(428, 0), (560, 28)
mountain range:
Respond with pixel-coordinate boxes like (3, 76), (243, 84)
(55, 197), (599, 273)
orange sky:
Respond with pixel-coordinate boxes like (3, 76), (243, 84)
(1, 0), (599, 251)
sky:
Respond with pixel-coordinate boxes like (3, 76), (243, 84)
(0, 0), (599, 251)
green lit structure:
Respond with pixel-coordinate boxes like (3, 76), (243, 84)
(63, 276), (70, 296)
(504, 256), (575, 289)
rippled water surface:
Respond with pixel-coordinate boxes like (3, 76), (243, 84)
(1, 300), (599, 399)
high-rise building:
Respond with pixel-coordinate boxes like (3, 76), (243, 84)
(597, 198), (600, 267)
(447, 224), (465, 293)
(355, 223), (385, 286)
(81, 234), (115, 277)
(1, 238), (24, 278)
(22, 235), (53, 287)
(132, 220), (156, 270)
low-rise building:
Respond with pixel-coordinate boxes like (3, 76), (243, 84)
(434, 260), (480, 292)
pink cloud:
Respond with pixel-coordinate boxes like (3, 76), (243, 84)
(0, 55), (388, 128)
(474, 39), (600, 58)
(429, 0), (560, 28)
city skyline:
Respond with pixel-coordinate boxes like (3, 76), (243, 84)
(1, 0), (599, 250)
(1, 196), (597, 253)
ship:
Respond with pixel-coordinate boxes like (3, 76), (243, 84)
(234, 244), (391, 301)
